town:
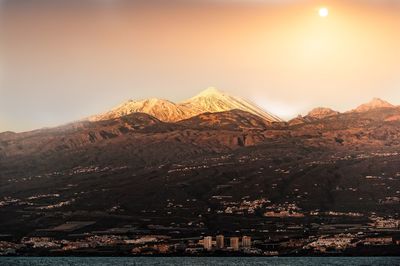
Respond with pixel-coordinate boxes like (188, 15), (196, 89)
(2, 148), (400, 256)
(1, 205), (400, 256)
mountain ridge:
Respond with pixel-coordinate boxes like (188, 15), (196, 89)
(89, 87), (283, 124)
(1, 96), (398, 135)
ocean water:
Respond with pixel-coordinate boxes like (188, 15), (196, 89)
(0, 257), (399, 266)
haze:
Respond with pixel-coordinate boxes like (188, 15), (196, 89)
(1, 0), (399, 132)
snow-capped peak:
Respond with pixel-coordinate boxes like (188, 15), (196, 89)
(181, 87), (283, 122)
(89, 98), (195, 122)
(89, 87), (283, 123)
(191, 87), (226, 98)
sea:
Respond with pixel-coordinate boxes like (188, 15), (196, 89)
(0, 257), (399, 266)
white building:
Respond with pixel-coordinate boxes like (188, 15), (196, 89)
(203, 236), (212, 251)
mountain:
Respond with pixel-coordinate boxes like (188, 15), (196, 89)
(89, 87), (282, 123)
(180, 87), (283, 123)
(89, 98), (195, 122)
(0, 109), (274, 170)
(352, 98), (394, 113)
(0, 113), (170, 159)
(287, 107), (340, 126)
(306, 107), (340, 119)
(4, 97), (400, 240)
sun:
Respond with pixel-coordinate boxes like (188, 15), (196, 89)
(319, 7), (329, 17)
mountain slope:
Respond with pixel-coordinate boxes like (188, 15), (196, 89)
(0, 109), (275, 174)
(0, 113), (169, 160)
(178, 109), (273, 131)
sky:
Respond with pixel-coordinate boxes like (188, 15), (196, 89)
(0, 0), (399, 132)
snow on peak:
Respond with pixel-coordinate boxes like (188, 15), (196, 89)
(89, 87), (283, 123)
(181, 88), (283, 122)
(192, 87), (225, 98)
(90, 98), (195, 122)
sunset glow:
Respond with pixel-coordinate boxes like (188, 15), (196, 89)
(319, 7), (329, 17)
(1, 0), (400, 132)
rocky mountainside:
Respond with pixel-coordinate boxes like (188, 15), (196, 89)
(89, 87), (282, 123)
(2, 98), (400, 174)
(0, 109), (276, 175)
(178, 109), (275, 131)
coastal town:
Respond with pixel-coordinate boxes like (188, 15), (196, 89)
(1, 201), (400, 256)
(2, 147), (400, 257)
